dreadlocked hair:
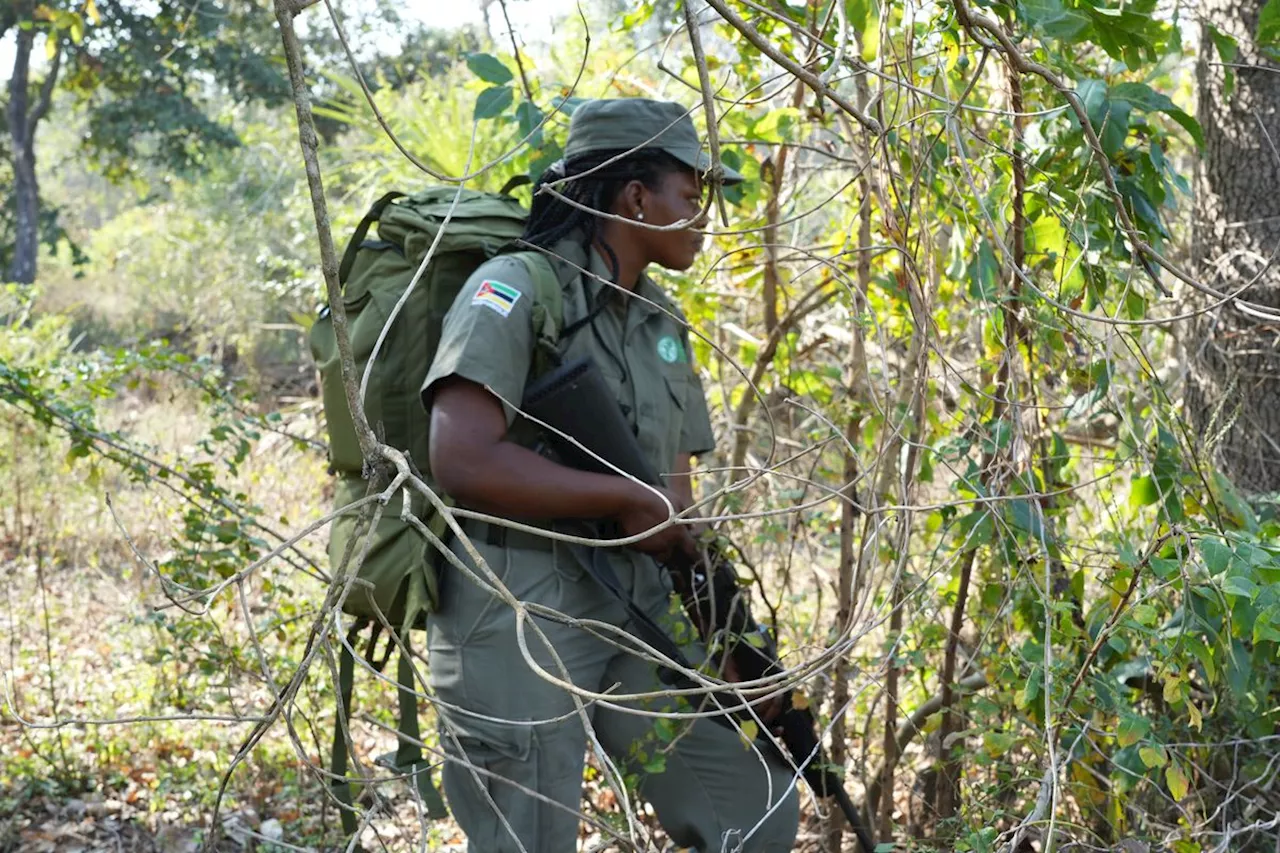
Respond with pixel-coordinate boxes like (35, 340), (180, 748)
(517, 148), (692, 280)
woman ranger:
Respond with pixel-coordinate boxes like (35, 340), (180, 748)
(420, 98), (801, 853)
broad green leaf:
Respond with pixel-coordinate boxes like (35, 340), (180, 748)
(1132, 604), (1158, 627)
(750, 108), (802, 143)
(1020, 0), (1090, 39)
(1130, 475), (1160, 507)
(1167, 763), (1189, 801)
(1112, 745), (1147, 794)
(848, 0), (880, 59)
(1253, 609), (1280, 644)
(474, 85), (514, 121)
(1223, 575), (1259, 599)
(1005, 498), (1045, 542)
(1116, 714), (1148, 747)
(1140, 745), (1168, 768)
(618, 2), (654, 29)
(1099, 99), (1131, 157)
(1200, 538), (1232, 575)
(1029, 215), (1067, 261)
(1109, 82), (1204, 148)
(466, 52), (514, 85)
(1187, 636), (1217, 682)
(967, 240), (999, 301)
(515, 100), (544, 147)
(983, 731), (1018, 757)
(1260, 0), (1280, 49)
(1227, 638), (1253, 700)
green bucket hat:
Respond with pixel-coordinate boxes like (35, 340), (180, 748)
(563, 97), (746, 185)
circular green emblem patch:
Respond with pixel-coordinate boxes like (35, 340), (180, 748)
(657, 336), (681, 363)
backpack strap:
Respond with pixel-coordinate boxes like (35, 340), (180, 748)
(511, 250), (565, 378)
(338, 191), (406, 285)
(330, 620), (447, 842)
(390, 642), (448, 819)
(330, 618), (367, 839)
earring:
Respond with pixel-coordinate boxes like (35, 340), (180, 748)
(636, 211), (645, 221)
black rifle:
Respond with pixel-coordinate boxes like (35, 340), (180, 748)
(521, 357), (874, 853)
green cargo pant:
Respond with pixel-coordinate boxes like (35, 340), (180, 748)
(425, 528), (801, 853)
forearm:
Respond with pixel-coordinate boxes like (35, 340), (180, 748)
(433, 439), (642, 522)
(668, 453), (696, 510)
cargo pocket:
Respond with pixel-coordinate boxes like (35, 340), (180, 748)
(437, 707), (540, 851)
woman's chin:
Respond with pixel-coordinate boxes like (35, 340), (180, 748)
(658, 248), (701, 272)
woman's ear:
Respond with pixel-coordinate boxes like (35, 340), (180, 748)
(620, 179), (647, 220)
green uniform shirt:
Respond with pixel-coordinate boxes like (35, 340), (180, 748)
(421, 233), (717, 482)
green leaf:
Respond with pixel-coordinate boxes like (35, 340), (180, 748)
(1200, 538), (1232, 575)
(654, 718), (676, 743)
(1029, 214), (1067, 262)
(1132, 604), (1158, 627)
(474, 85), (514, 121)
(1109, 82), (1204, 148)
(1226, 638), (1253, 699)
(1099, 99), (1131, 157)
(1167, 762), (1190, 801)
(1209, 25), (1238, 62)
(1260, 0), (1280, 49)
(750, 107), (802, 143)
(1019, 0), (1091, 39)
(967, 240), (999, 301)
(515, 100), (544, 147)
(1140, 745), (1168, 768)
(983, 731), (1018, 757)
(1223, 575), (1260, 599)
(1187, 635), (1216, 682)
(1116, 714), (1149, 747)
(1253, 608), (1280, 644)
(1130, 475), (1160, 507)
(466, 52), (514, 85)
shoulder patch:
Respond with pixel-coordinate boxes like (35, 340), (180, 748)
(472, 279), (523, 317)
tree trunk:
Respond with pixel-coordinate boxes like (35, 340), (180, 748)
(6, 27), (38, 285)
(1186, 0), (1280, 495)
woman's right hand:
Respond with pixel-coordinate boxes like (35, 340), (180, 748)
(616, 481), (697, 560)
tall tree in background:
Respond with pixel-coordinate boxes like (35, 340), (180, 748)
(1, 0), (289, 285)
(1186, 0), (1280, 496)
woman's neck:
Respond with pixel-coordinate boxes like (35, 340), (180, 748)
(594, 226), (645, 292)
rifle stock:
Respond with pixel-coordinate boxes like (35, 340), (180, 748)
(521, 357), (873, 853)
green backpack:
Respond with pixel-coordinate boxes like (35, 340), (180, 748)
(307, 181), (565, 838)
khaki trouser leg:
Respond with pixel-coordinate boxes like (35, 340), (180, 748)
(426, 539), (622, 853)
(427, 538), (800, 853)
(591, 584), (802, 853)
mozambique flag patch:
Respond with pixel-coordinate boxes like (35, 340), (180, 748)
(471, 279), (523, 317)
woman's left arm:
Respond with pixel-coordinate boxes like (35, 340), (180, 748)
(668, 452), (709, 538)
